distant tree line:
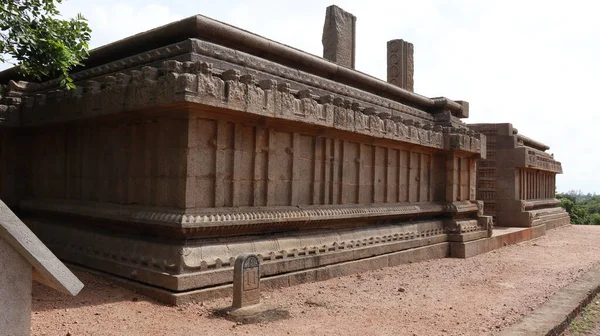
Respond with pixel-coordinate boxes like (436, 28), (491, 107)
(557, 190), (600, 225)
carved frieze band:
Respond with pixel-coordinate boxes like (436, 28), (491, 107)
(17, 60), (484, 155)
(523, 148), (562, 173)
(8, 38), (438, 121)
(21, 199), (476, 228)
(29, 217), (451, 274)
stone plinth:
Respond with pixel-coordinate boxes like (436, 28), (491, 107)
(322, 5), (356, 68)
(469, 123), (570, 228)
(0, 11), (486, 303)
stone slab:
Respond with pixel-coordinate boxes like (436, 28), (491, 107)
(0, 200), (83, 295)
(500, 262), (600, 336)
(322, 5), (356, 68)
(215, 304), (290, 325)
(0, 236), (32, 336)
(450, 225), (544, 258)
(232, 253), (260, 309)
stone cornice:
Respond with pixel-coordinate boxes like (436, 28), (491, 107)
(0, 15), (467, 117)
(15, 60), (484, 155)
(515, 146), (563, 173)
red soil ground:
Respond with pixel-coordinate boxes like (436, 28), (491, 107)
(31, 225), (600, 336)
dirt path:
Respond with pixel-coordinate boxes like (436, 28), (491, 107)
(31, 225), (600, 336)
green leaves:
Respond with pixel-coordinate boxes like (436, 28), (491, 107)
(557, 193), (600, 225)
(0, 0), (91, 89)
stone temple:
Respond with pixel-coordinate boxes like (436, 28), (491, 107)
(0, 6), (567, 304)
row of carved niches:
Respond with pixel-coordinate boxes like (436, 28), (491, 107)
(14, 61), (483, 156)
(9, 38), (466, 123)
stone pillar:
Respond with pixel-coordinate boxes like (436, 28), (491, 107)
(0, 236), (32, 336)
(445, 154), (459, 202)
(387, 39), (414, 91)
(322, 5), (356, 68)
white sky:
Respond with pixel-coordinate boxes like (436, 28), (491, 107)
(3, 0), (598, 193)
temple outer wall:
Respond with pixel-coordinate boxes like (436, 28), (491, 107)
(0, 11), (490, 302)
(470, 123), (569, 228)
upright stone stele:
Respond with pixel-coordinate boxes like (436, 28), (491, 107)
(0, 200), (83, 336)
(322, 5), (356, 68)
(232, 253), (260, 309)
(387, 39), (414, 91)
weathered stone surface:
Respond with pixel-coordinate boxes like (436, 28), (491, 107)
(322, 5), (356, 68)
(232, 253), (260, 309)
(387, 39), (414, 91)
(470, 123), (569, 228)
(0, 236), (32, 336)
(216, 304), (290, 325)
(0, 8), (492, 304)
(0, 200), (83, 295)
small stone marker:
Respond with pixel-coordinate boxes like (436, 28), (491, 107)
(322, 5), (356, 68)
(0, 200), (83, 336)
(232, 253), (260, 308)
(216, 252), (289, 324)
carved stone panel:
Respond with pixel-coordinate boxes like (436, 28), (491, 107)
(232, 253), (260, 309)
(387, 39), (414, 92)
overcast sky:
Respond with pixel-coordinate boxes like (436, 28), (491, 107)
(3, 0), (598, 193)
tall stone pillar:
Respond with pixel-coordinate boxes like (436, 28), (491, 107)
(387, 39), (414, 91)
(322, 5), (356, 68)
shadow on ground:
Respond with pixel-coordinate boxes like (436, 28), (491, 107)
(32, 270), (159, 312)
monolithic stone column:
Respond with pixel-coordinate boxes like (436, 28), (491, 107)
(387, 39), (414, 91)
(322, 5), (356, 68)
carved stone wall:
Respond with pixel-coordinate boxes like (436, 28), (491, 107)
(22, 119), (188, 208)
(470, 123), (569, 228)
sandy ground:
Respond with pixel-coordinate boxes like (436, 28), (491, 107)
(31, 225), (600, 336)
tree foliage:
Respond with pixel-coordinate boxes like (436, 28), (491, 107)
(0, 0), (91, 88)
(557, 193), (600, 225)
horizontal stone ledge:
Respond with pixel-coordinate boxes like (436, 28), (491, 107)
(521, 198), (561, 210)
(19, 198), (481, 229)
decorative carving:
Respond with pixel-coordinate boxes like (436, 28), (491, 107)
(387, 39), (414, 91)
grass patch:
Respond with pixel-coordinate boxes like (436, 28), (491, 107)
(563, 293), (600, 335)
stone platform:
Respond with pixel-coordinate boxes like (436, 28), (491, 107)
(65, 221), (570, 305)
(451, 225), (545, 258)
